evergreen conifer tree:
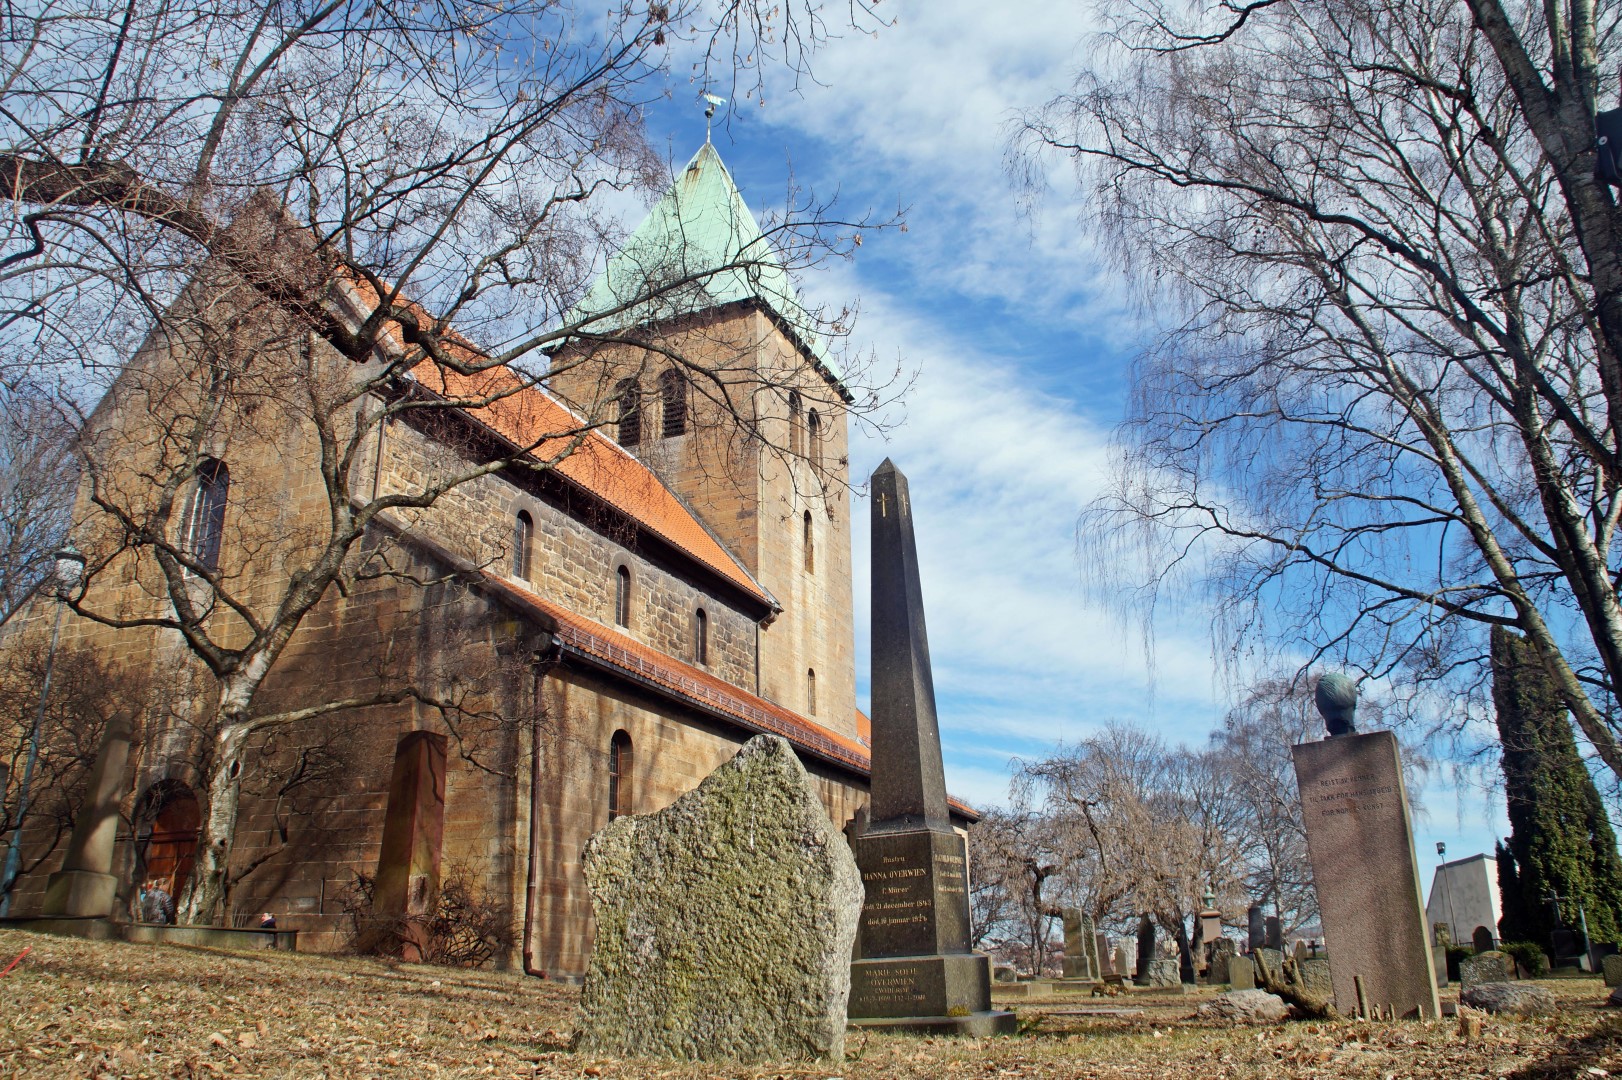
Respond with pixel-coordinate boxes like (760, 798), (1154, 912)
(1492, 627), (1622, 951)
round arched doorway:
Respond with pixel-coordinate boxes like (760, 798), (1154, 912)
(134, 781), (200, 918)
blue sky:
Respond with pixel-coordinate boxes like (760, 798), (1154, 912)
(632, 1), (1507, 875)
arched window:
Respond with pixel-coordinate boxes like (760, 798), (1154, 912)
(788, 390), (804, 457)
(615, 564), (632, 627)
(803, 510), (814, 574)
(660, 369), (688, 438)
(513, 510), (533, 580)
(182, 458), (229, 573)
(616, 379), (642, 447)
(694, 607), (708, 665)
(807, 669), (817, 716)
(608, 730), (633, 820)
(807, 409), (822, 471)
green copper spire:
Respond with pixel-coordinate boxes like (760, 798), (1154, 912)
(561, 143), (838, 378)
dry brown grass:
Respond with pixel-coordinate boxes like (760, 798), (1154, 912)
(0, 929), (1619, 1078)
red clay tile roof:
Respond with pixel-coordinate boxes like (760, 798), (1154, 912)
(407, 360), (772, 608)
(479, 572), (977, 819)
(336, 277), (771, 609)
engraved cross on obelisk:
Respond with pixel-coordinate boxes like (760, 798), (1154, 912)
(847, 459), (1015, 1035)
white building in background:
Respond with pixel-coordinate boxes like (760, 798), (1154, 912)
(1425, 853), (1503, 950)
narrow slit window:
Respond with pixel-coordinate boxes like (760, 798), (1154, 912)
(660, 369), (688, 437)
(695, 608), (708, 665)
(803, 510), (814, 574)
(807, 669), (817, 716)
(182, 458), (229, 573)
(616, 379), (642, 447)
(608, 730), (633, 820)
(513, 510), (533, 580)
(807, 409), (822, 471)
(615, 565), (632, 627)
(788, 390), (804, 457)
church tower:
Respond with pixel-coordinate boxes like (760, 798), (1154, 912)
(546, 143), (857, 739)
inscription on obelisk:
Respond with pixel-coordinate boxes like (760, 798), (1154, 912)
(847, 460), (1015, 1035)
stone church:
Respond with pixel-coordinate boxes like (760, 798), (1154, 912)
(2, 143), (973, 976)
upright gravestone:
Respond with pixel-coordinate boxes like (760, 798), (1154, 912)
(1135, 916), (1156, 984)
(1264, 916), (1284, 951)
(1247, 905), (1266, 952)
(1061, 909), (1098, 980)
(1229, 952), (1257, 990)
(847, 461), (1016, 1036)
(1292, 674), (1441, 1018)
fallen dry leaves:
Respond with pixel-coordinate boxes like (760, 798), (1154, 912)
(0, 929), (1618, 1078)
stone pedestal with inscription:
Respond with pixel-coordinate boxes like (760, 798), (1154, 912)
(847, 461), (1016, 1037)
(1292, 730), (1440, 1018)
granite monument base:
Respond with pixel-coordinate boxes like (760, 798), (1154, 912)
(1293, 730), (1440, 1019)
(849, 953), (1016, 1035)
(41, 869), (118, 918)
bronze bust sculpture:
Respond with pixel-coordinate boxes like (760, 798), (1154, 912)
(1314, 673), (1359, 737)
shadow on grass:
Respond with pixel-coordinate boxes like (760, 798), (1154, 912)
(1499, 1013), (1622, 1079)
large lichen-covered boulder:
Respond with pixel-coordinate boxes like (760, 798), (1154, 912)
(576, 735), (863, 1062)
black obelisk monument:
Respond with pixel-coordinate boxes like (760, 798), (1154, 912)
(847, 460), (1016, 1035)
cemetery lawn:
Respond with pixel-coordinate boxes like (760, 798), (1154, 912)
(1, 930), (1620, 1079)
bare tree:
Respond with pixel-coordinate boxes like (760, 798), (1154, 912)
(0, 389), (76, 626)
(1016, 723), (1249, 976)
(1018, 0), (1622, 781)
(0, 0), (894, 924)
(1209, 679), (1321, 933)
(966, 806), (1069, 973)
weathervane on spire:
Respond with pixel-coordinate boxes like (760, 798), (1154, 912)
(700, 92), (726, 143)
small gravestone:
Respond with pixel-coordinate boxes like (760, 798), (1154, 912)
(1209, 938), (1236, 983)
(1248, 905), (1266, 951)
(1603, 954), (1622, 988)
(1292, 676), (1440, 1018)
(1431, 944), (1449, 988)
(1146, 959), (1181, 988)
(1461, 982), (1555, 1016)
(1096, 931), (1114, 976)
(577, 735), (862, 1062)
(1459, 950), (1514, 990)
(1112, 943), (1130, 980)
(1197, 989), (1288, 1023)
(1229, 953), (1257, 990)
(1299, 956), (1333, 1000)
(1255, 948), (1285, 986)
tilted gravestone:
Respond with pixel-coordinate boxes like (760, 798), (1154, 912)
(1292, 675), (1441, 1018)
(577, 735), (862, 1062)
(1096, 931), (1114, 977)
(846, 461), (1016, 1036)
